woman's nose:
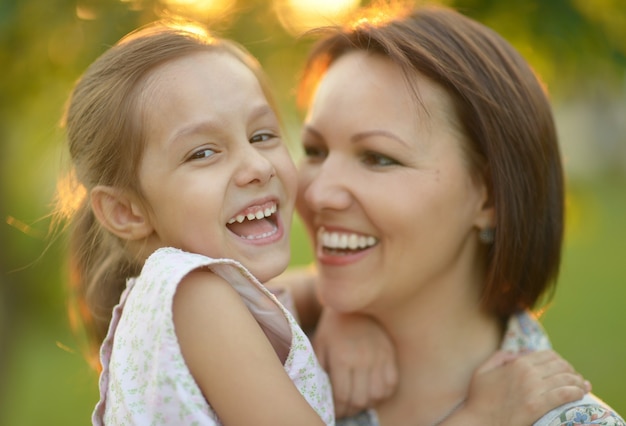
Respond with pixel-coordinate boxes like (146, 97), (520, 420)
(301, 157), (352, 212)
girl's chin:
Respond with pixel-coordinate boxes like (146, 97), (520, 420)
(251, 260), (290, 283)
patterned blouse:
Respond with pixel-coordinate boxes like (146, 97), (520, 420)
(338, 311), (624, 426)
(92, 247), (334, 425)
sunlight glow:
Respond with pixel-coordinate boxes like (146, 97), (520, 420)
(345, 2), (413, 30)
(55, 170), (87, 221)
(274, 0), (361, 35)
(76, 4), (97, 20)
(287, 0), (358, 16)
(159, 0), (234, 20)
(5, 216), (43, 238)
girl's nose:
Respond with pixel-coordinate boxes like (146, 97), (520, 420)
(234, 145), (275, 187)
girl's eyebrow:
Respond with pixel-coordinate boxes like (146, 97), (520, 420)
(170, 121), (220, 145)
(169, 104), (276, 144)
(249, 104), (275, 122)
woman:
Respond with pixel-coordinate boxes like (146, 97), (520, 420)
(293, 4), (624, 425)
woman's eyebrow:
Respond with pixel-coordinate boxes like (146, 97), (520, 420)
(352, 129), (410, 148)
(302, 125), (324, 141)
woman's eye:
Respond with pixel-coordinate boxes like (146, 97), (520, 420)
(250, 132), (277, 143)
(188, 148), (216, 161)
(362, 152), (399, 167)
(302, 145), (327, 160)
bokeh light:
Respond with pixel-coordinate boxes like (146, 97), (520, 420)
(273, 0), (361, 35)
(1, 1), (624, 424)
(158, 0), (236, 20)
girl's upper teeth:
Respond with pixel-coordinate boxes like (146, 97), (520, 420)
(318, 228), (378, 250)
(228, 203), (277, 224)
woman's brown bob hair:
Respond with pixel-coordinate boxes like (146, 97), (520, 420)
(298, 5), (564, 318)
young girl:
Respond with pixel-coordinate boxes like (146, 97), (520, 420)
(58, 21), (333, 425)
(55, 19), (590, 426)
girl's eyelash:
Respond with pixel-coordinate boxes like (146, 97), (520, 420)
(250, 131), (279, 143)
(188, 148), (217, 161)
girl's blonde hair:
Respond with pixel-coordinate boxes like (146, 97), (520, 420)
(56, 20), (278, 365)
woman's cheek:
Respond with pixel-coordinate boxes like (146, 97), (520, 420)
(295, 165), (316, 232)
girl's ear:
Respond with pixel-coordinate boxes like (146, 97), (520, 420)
(90, 185), (153, 241)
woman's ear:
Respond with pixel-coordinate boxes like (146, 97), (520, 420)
(473, 176), (496, 230)
(91, 186), (153, 241)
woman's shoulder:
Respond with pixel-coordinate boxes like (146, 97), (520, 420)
(535, 393), (625, 426)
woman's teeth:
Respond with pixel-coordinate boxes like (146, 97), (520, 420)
(318, 228), (378, 250)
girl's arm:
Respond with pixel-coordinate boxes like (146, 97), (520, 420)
(313, 309), (398, 418)
(268, 265), (399, 418)
(314, 309), (590, 423)
(173, 269), (326, 425)
(267, 264), (322, 334)
(442, 349), (590, 426)
(273, 268), (591, 424)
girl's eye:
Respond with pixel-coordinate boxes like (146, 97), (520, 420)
(188, 148), (216, 161)
(362, 151), (399, 167)
(250, 132), (277, 143)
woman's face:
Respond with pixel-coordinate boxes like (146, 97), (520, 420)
(296, 51), (493, 313)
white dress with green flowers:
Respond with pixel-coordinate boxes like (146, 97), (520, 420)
(92, 247), (334, 425)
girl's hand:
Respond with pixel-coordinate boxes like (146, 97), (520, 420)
(445, 350), (590, 426)
(313, 309), (398, 418)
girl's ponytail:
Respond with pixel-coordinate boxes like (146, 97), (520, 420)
(67, 198), (140, 362)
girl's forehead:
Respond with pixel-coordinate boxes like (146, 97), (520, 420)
(137, 50), (273, 147)
(143, 50), (238, 87)
(137, 50), (257, 114)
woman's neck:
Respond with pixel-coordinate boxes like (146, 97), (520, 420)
(372, 279), (504, 425)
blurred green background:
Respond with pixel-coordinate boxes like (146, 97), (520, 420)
(1, 0), (624, 424)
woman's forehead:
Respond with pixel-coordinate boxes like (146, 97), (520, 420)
(312, 51), (458, 130)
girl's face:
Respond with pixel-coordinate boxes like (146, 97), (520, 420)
(296, 51), (492, 313)
(137, 51), (297, 283)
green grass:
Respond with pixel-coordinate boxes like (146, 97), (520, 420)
(1, 177), (624, 425)
(1, 317), (98, 425)
(541, 177), (626, 413)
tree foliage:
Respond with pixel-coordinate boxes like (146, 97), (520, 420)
(0, 0), (624, 424)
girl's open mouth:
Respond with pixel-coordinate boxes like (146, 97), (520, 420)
(227, 201), (278, 240)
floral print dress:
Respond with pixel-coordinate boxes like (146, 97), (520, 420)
(92, 247), (334, 425)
